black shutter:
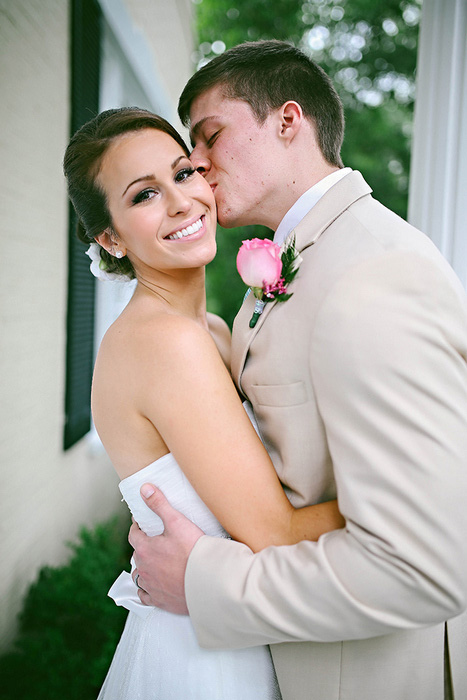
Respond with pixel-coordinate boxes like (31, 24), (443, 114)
(64, 0), (102, 449)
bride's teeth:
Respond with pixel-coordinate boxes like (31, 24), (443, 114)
(168, 217), (203, 240)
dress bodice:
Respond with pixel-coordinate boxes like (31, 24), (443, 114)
(119, 452), (229, 539)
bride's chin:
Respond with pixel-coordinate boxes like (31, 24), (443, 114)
(189, 236), (217, 267)
(202, 241), (217, 265)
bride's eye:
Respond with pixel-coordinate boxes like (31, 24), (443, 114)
(175, 167), (195, 183)
(132, 188), (157, 205)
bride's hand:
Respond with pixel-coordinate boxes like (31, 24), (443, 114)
(129, 484), (204, 615)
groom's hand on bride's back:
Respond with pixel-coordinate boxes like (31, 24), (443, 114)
(128, 484), (204, 615)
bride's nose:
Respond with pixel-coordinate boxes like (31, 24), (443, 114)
(166, 186), (191, 216)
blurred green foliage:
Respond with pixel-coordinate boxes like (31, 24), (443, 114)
(0, 516), (131, 700)
(192, 0), (422, 325)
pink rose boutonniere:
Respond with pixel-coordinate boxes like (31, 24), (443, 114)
(236, 237), (300, 328)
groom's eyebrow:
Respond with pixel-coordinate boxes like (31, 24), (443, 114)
(190, 116), (213, 146)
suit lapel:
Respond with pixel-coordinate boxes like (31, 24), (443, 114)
(231, 289), (278, 392)
(231, 171), (373, 392)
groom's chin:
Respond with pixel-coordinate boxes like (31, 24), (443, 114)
(216, 209), (243, 230)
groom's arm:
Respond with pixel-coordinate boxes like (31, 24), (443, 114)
(183, 252), (467, 649)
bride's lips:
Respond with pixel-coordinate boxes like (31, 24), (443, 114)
(164, 214), (207, 241)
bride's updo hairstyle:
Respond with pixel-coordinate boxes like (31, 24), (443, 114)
(64, 107), (190, 279)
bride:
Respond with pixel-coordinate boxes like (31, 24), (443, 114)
(63, 107), (344, 700)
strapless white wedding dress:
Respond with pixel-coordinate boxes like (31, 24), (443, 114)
(97, 439), (281, 698)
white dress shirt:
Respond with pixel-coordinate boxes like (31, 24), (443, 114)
(274, 168), (352, 246)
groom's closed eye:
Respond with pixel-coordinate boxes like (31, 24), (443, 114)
(206, 131), (220, 147)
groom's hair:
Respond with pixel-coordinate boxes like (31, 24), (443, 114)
(178, 40), (344, 168)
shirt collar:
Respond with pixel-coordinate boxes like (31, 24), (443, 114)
(274, 168), (352, 246)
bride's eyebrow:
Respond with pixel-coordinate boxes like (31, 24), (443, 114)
(122, 174), (154, 197)
(121, 157), (187, 197)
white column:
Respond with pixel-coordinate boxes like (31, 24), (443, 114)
(408, 0), (467, 289)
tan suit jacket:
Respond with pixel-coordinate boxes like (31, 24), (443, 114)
(186, 172), (467, 699)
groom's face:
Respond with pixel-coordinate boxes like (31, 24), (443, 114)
(189, 86), (281, 230)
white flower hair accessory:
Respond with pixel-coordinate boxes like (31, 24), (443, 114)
(85, 242), (130, 282)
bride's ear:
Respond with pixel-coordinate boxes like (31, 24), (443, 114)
(95, 228), (126, 259)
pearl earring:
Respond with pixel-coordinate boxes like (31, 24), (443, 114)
(115, 251), (124, 259)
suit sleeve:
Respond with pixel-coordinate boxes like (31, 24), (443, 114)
(185, 252), (467, 649)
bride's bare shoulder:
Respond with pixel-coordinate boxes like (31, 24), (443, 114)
(99, 311), (219, 366)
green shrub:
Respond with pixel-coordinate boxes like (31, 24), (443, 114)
(0, 515), (132, 700)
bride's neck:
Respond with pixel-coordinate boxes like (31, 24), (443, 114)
(133, 266), (208, 327)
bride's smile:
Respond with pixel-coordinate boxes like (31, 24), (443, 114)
(96, 128), (217, 277)
(165, 214), (205, 240)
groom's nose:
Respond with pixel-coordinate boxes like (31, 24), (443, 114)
(190, 145), (211, 177)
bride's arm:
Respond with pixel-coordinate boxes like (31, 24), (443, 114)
(135, 316), (344, 553)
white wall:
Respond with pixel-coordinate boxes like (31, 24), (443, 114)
(0, 0), (195, 650)
(0, 0), (124, 650)
(408, 0), (467, 289)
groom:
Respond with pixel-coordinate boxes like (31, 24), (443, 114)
(129, 41), (467, 699)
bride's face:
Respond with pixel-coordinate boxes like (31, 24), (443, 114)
(97, 128), (217, 275)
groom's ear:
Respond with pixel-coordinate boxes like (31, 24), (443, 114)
(278, 101), (303, 144)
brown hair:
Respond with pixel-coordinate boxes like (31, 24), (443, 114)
(179, 40), (344, 168)
(63, 107), (190, 278)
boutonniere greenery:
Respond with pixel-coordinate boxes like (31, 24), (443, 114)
(236, 237), (300, 328)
